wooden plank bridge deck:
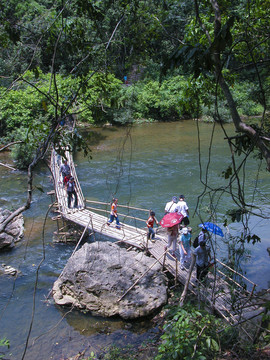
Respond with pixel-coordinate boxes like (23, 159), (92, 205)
(49, 149), (261, 330)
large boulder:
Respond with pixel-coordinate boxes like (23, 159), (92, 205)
(53, 242), (168, 319)
(0, 208), (24, 250)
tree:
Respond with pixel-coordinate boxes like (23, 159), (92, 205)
(164, 0), (270, 171)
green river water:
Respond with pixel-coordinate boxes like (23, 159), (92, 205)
(0, 120), (269, 359)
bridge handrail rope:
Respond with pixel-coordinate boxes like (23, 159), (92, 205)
(85, 205), (146, 224)
(50, 150), (63, 211)
(64, 150), (85, 208)
(85, 199), (150, 213)
(216, 259), (256, 294)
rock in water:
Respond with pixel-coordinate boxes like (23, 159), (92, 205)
(53, 242), (168, 319)
(0, 208), (24, 250)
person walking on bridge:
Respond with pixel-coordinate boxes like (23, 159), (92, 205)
(107, 198), (121, 229)
(66, 176), (78, 210)
(60, 159), (71, 181)
(146, 210), (159, 243)
(176, 195), (189, 227)
(164, 196), (178, 215)
(193, 238), (211, 282)
(179, 227), (192, 270)
(165, 224), (179, 258)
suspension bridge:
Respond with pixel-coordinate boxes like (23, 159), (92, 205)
(48, 148), (263, 336)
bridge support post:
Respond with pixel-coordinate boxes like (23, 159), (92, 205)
(162, 251), (167, 271)
(175, 258), (178, 286)
(180, 253), (196, 306)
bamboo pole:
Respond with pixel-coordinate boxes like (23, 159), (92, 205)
(216, 268), (246, 291)
(180, 253), (196, 306)
(85, 199), (150, 212)
(162, 250), (167, 270)
(175, 258), (178, 286)
(145, 235), (149, 252)
(0, 162), (17, 171)
(85, 206), (146, 223)
(71, 218), (92, 257)
(117, 250), (168, 302)
(216, 259), (256, 286)
(249, 283), (256, 299)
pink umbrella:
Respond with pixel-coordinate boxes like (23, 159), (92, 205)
(160, 212), (184, 228)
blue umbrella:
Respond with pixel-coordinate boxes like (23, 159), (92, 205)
(199, 222), (224, 237)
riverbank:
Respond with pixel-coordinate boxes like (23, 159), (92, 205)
(66, 287), (270, 360)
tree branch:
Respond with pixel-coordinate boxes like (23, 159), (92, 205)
(209, 0), (270, 171)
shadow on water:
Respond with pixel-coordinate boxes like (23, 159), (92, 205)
(0, 120), (270, 359)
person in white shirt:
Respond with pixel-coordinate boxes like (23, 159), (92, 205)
(176, 194), (189, 226)
(164, 196), (178, 214)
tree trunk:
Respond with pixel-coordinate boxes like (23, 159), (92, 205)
(210, 0), (270, 171)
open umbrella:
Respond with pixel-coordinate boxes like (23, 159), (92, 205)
(160, 212), (184, 228)
(199, 222), (224, 237)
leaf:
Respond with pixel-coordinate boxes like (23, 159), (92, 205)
(222, 165), (232, 179)
(42, 101), (47, 112)
(211, 339), (219, 351)
(34, 185), (44, 193)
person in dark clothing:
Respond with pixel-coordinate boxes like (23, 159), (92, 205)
(66, 177), (78, 209)
(193, 238), (211, 282)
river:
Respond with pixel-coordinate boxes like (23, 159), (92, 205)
(0, 120), (269, 359)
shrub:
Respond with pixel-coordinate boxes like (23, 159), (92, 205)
(156, 304), (222, 360)
(232, 81), (264, 116)
(11, 141), (35, 169)
(0, 337), (10, 359)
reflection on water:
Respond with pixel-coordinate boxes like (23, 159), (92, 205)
(0, 120), (269, 359)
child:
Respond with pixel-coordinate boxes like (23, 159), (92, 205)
(146, 211), (159, 242)
(63, 173), (71, 189)
(179, 227), (192, 270)
(107, 198), (121, 229)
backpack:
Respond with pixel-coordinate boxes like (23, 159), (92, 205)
(193, 236), (199, 248)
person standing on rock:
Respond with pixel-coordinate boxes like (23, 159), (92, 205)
(107, 198), (121, 229)
(146, 210), (159, 243)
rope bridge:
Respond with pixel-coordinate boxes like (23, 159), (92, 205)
(48, 148), (263, 333)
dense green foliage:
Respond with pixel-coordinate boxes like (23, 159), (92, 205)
(0, 0), (269, 178)
(0, 338), (10, 359)
(1, 1), (269, 135)
(155, 304), (227, 360)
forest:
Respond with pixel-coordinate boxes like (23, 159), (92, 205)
(0, 1), (270, 359)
